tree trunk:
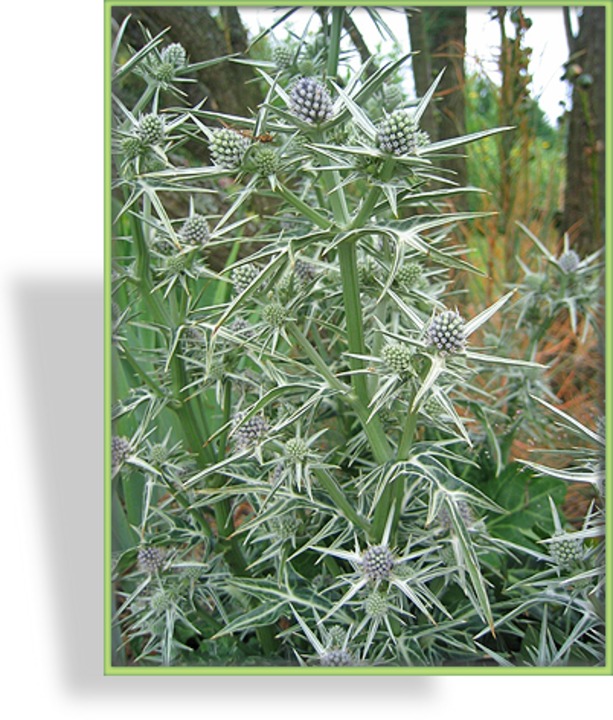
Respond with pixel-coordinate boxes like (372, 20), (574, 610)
(112, 6), (263, 118)
(406, 7), (468, 195)
(563, 7), (606, 255)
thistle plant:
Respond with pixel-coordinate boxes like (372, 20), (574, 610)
(110, 11), (605, 669)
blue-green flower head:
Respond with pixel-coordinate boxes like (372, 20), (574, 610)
(376, 109), (429, 156)
(289, 77), (334, 125)
(210, 128), (251, 169)
(426, 310), (467, 355)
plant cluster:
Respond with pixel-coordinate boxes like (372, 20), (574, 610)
(110, 11), (605, 669)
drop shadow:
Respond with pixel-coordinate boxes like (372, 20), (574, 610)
(15, 276), (435, 701)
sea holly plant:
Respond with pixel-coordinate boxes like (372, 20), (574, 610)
(109, 13), (605, 668)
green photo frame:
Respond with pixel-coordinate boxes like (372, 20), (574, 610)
(104, 0), (611, 675)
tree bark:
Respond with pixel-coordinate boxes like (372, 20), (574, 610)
(406, 7), (468, 194)
(112, 6), (263, 118)
(563, 7), (606, 254)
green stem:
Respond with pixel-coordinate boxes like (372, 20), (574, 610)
(351, 157), (397, 229)
(313, 468), (373, 537)
(326, 7), (344, 79)
(287, 321), (391, 465)
(117, 344), (166, 397)
(276, 183), (332, 231)
(397, 390), (418, 461)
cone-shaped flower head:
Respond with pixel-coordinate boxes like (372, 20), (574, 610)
(233, 412), (268, 451)
(396, 261), (424, 289)
(364, 590), (389, 619)
(558, 249), (580, 274)
(210, 128), (250, 169)
(137, 546), (165, 573)
(426, 310), (467, 355)
(376, 109), (429, 156)
(289, 77), (334, 125)
(550, 531), (584, 568)
(181, 214), (210, 246)
(150, 589), (173, 612)
(121, 136), (143, 160)
(320, 649), (354, 666)
(286, 437), (309, 462)
(232, 263), (260, 294)
(253, 146), (279, 176)
(361, 544), (395, 583)
(165, 252), (191, 274)
(112, 435), (131, 470)
(381, 342), (413, 375)
(161, 42), (187, 68)
(273, 44), (294, 71)
(263, 301), (287, 328)
(138, 114), (165, 145)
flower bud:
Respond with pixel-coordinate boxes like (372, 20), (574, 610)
(138, 114), (165, 145)
(381, 342), (413, 375)
(210, 128), (250, 169)
(550, 531), (584, 568)
(376, 109), (429, 156)
(557, 249), (580, 274)
(181, 214), (210, 246)
(320, 649), (354, 666)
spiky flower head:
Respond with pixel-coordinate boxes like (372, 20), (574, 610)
(294, 259), (317, 286)
(269, 514), (298, 540)
(357, 258), (376, 285)
(210, 128), (250, 169)
(396, 261), (424, 289)
(149, 443), (169, 465)
(161, 42), (187, 68)
(320, 649), (354, 667)
(289, 77), (334, 125)
(263, 301), (287, 328)
(362, 544), (395, 583)
(233, 412), (268, 451)
(152, 61), (176, 84)
(228, 317), (253, 339)
(438, 501), (476, 531)
(150, 589), (173, 612)
(426, 310), (467, 355)
(273, 44), (294, 71)
(558, 249), (580, 274)
(364, 590), (389, 619)
(524, 271), (548, 293)
(326, 625), (346, 649)
(183, 326), (205, 346)
(253, 145), (279, 176)
(112, 435), (131, 469)
(286, 437), (309, 462)
(381, 342), (413, 375)
(422, 395), (443, 418)
(121, 136), (143, 160)
(231, 263), (259, 294)
(376, 109), (429, 156)
(181, 214), (210, 246)
(550, 531), (584, 568)
(137, 546), (165, 573)
(137, 114), (165, 145)
(165, 252), (191, 275)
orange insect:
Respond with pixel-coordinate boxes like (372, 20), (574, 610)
(220, 120), (274, 143)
